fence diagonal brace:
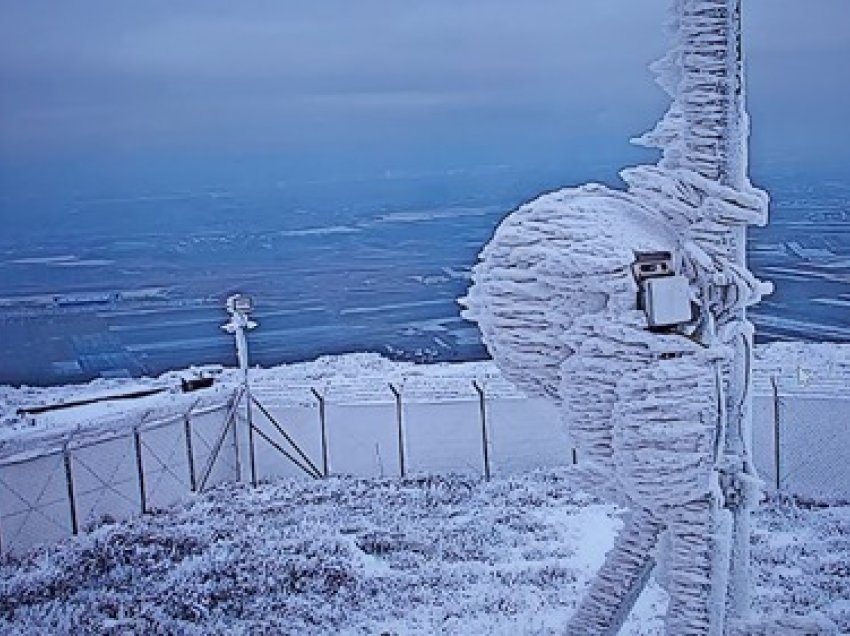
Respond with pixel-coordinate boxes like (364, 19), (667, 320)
(250, 395), (323, 479)
(250, 424), (321, 480)
(197, 388), (244, 492)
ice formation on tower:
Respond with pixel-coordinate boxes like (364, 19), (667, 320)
(460, 1), (787, 634)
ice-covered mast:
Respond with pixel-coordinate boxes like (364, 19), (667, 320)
(461, 0), (771, 633)
(637, 0), (760, 620)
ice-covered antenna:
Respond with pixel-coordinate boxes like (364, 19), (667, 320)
(222, 294), (257, 384)
(631, 0), (764, 626)
(462, 0), (771, 633)
(679, 0), (756, 620)
(222, 294), (258, 484)
(637, 0), (760, 610)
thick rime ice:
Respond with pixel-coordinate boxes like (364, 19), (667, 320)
(458, 0), (807, 634)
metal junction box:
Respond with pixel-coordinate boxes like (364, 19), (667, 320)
(643, 275), (692, 328)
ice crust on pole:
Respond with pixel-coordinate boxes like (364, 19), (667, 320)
(460, 0), (780, 634)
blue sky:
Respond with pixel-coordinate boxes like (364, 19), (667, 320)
(0, 0), (848, 191)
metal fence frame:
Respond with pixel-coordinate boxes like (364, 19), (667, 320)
(1, 375), (845, 556)
(0, 398), (234, 556)
(763, 377), (850, 501)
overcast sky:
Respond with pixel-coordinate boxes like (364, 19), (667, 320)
(0, 0), (848, 185)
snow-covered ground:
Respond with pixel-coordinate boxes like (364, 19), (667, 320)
(2, 342), (849, 451)
(0, 344), (847, 632)
(0, 468), (846, 635)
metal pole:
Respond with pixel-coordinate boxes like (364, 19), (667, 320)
(248, 410), (257, 487)
(472, 381), (491, 481)
(678, 0), (756, 620)
(238, 371), (254, 485)
(63, 446), (78, 536)
(184, 415), (197, 492)
(311, 388), (329, 478)
(771, 376), (781, 491)
(222, 294), (257, 485)
(133, 427), (147, 514)
(389, 384), (406, 478)
(232, 403), (241, 483)
(728, 6), (756, 617)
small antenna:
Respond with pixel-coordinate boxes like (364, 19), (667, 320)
(222, 294), (258, 485)
(222, 294), (257, 385)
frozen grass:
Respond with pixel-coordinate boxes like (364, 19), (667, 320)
(0, 469), (847, 635)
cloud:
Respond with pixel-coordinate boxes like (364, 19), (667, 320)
(0, 0), (847, 162)
(746, 0), (850, 54)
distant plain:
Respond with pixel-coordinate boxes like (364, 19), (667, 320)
(1, 163), (848, 386)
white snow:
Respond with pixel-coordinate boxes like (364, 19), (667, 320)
(0, 347), (847, 633)
(0, 469), (845, 634)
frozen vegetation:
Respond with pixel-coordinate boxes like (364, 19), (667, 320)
(0, 469), (846, 635)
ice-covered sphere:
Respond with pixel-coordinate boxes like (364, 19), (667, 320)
(460, 178), (722, 507)
(460, 183), (679, 403)
(461, 182), (725, 634)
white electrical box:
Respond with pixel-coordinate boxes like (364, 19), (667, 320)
(643, 275), (692, 328)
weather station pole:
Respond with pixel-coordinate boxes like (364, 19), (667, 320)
(222, 294), (258, 484)
(723, 0), (758, 619)
(679, 0), (763, 621)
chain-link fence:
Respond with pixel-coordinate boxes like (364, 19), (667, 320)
(752, 378), (850, 502)
(0, 380), (568, 556)
(0, 400), (236, 556)
(247, 380), (567, 483)
(1, 373), (846, 556)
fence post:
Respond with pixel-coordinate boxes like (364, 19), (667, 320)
(246, 389), (257, 487)
(389, 383), (406, 478)
(248, 418), (257, 487)
(472, 381), (491, 481)
(63, 445), (79, 535)
(311, 388), (329, 478)
(232, 385), (256, 485)
(184, 415), (197, 492)
(771, 376), (781, 491)
(133, 427), (147, 514)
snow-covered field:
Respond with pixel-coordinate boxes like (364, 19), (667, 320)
(0, 468), (847, 635)
(0, 343), (848, 633)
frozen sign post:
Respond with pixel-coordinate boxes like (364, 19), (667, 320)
(461, 1), (782, 634)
